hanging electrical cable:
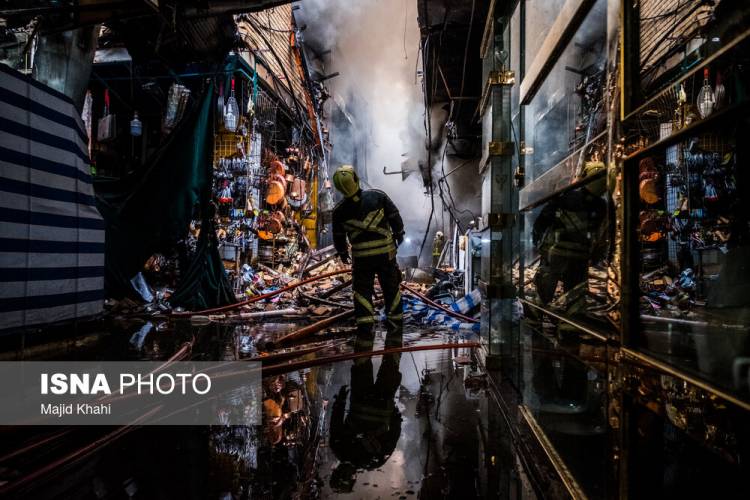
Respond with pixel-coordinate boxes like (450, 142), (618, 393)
(240, 14), (311, 135)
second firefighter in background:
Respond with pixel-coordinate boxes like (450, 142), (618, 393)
(331, 165), (405, 347)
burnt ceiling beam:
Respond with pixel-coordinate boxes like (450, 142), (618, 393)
(417, 0), (489, 106)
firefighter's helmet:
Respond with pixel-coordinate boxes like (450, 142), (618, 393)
(332, 165), (360, 198)
(580, 160), (607, 196)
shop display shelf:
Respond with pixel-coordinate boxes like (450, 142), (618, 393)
(519, 130), (608, 211)
(624, 100), (750, 164)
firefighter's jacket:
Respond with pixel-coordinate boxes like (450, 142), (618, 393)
(332, 189), (405, 261)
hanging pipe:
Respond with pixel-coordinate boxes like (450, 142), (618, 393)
(400, 283), (478, 323)
(263, 342), (481, 375)
(171, 268), (352, 317)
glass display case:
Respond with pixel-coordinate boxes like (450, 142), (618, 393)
(494, 0), (750, 496)
(622, 17), (750, 402)
(519, 0), (616, 334)
(621, 355), (750, 499)
(520, 321), (610, 499)
(524, 0), (567, 75)
(624, 0), (750, 117)
(524, 0), (607, 184)
(625, 115), (750, 403)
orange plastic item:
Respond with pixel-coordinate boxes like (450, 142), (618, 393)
(266, 174), (287, 205)
(289, 177), (306, 201)
(267, 211), (286, 234)
(269, 160), (285, 177)
(639, 178), (661, 204)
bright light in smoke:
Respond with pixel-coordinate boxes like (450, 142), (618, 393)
(296, 0), (430, 239)
(404, 237), (411, 244)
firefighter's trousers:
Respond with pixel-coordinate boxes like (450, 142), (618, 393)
(351, 254), (403, 348)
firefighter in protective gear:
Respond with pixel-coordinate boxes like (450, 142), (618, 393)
(532, 161), (607, 315)
(332, 165), (405, 346)
(432, 231), (445, 268)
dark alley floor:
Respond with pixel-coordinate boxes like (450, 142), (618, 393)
(0, 319), (525, 500)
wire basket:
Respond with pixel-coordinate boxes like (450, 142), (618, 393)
(214, 132), (244, 164)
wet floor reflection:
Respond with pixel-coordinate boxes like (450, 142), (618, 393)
(521, 320), (608, 498)
(0, 317), (498, 499)
(202, 324), (488, 499)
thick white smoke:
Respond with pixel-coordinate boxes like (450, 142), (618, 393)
(294, 0), (433, 256)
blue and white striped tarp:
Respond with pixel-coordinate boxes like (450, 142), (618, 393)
(403, 291), (481, 332)
(0, 63), (105, 331)
(450, 288), (480, 315)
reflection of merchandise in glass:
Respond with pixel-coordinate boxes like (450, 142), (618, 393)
(130, 111), (142, 137)
(703, 179), (719, 203)
(674, 83), (688, 129)
(697, 68), (716, 119)
(639, 210), (665, 242)
(639, 157), (661, 204)
(217, 81), (225, 122)
(224, 78), (240, 133)
(574, 68), (605, 149)
(97, 89), (117, 142)
(714, 70), (726, 110)
(319, 186), (334, 215)
(163, 83), (191, 134)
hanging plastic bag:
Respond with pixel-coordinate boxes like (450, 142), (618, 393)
(697, 68), (716, 119)
(224, 78), (240, 133)
(162, 83), (191, 134)
(217, 80), (225, 124)
(97, 89), (117, 142)
(318, 178), (334, 220)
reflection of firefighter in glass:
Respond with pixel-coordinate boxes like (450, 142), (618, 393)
(331, 165), (405, 346)
(532, 162), (607, 316)
(328, 352), (402, 493)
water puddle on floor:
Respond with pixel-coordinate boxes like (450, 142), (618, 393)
(0, 319), (496, 499)
(208, 328), (488, 499)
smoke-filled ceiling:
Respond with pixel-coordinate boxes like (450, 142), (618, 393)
(294, 0), (486, 261)
(293, 0), (433, 251)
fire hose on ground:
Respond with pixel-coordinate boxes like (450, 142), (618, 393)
(171, 268), (352, 317)
(400, 283), (479, 323)
(273, 309), (356, 346)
